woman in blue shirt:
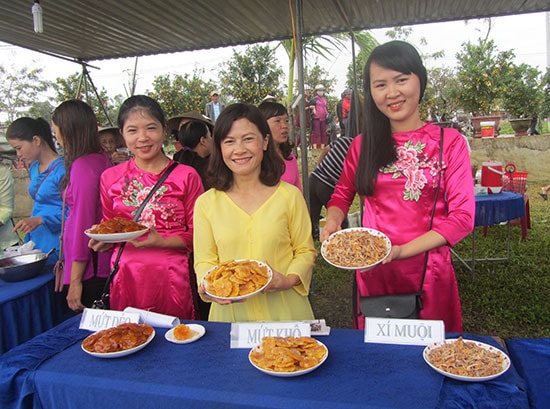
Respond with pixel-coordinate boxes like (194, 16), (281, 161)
(7, 117), (65, 265)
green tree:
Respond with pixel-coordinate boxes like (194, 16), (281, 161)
(501, 63), (544, 118)
(219, 44), (284, 105)
(385, 26), (414, 40)
(108, 95), (126, 125)
(54, 71), (115, 125)
(147, 69), (216, 119)
(541, 68), (550, 119)
(28, 101), (55, 122)
(304, 62), (335, 94)
(452, 38), (514, 116)
(0, 64), (51, 122)
(421, 66), (460, 121)
(345, 31), (380, 91)
(384, 26), (444, 61)
(279, 34), (347, 105)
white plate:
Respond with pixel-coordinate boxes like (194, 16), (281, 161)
(85, 228), (149, 243)
(81, 328), (155, 358)
(321, 227), (391, 270)
(249, 339), (328, 377)
(423, 338), (511, 382)
(165, 324), (206, 344)
(203, 260), (273, 301)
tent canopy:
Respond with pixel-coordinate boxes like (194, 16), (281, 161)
(1, 0), (548, 202)
(1, 0), (549, 63)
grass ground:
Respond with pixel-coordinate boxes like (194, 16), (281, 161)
(306, 149), (550, 339)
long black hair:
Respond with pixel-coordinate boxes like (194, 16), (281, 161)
(6, 117), (57, 153)
(357, 41), (427, 196)
(52, 100), (101, 189)
(178, 120), (209, 149)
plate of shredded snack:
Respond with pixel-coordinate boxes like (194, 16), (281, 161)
(81, 323), (155, 358)
(423, 337), (510, 382)
(85, 217), (148, 243)
(203, 259), (272, 301)
(321, 227), (391, 270)
(165, 323), (206, 344)
(249, 336), (328, 377)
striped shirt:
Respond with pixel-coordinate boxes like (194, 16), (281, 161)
(311, 136), (353, 189)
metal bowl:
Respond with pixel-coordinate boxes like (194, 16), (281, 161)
(0, 252), (51, 282)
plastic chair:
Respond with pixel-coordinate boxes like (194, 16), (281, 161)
(481, 165), (530, 240)
(503, 170), (530, 240)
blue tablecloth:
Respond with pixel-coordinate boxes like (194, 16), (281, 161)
(506, 338), (550, 409)
(475, 191), (525, 227)
(0, 316), (529, 409)
(0, 269), (66, 354)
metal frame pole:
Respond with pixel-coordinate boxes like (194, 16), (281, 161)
(294, 0), (310, 208)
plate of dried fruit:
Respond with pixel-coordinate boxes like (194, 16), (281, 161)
(203, 259), (272, 301)
(321, 227), (391, 271)
(423, 337), (510, 382)
(249, 336), (328, 377)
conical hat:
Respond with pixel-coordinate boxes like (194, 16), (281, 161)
(167, 111), (214, 133)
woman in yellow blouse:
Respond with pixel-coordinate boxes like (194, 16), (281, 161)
(193, 103), (316, 322)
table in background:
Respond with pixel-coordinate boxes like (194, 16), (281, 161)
(452, 191), (525, 276)
(0, 268), (66, 354)
(0, 316), (529, 409)
(506, 338), (550, 409)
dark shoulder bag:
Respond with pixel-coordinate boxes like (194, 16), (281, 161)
(92, 162), (179, 309)
(356, 129), (444, 322)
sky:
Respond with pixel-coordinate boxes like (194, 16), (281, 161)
(0, 11), (548, 102)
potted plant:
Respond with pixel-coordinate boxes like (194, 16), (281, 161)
(501, 63), (543, 136)
(452, 38), (514, 137)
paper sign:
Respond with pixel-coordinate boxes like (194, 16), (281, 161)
(230, 322), (311, 349)
(79, 308), (140, 332)
(123, 307), (180, 328)
(364, 318), (445, 346)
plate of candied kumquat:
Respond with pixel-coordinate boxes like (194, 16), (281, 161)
(165, 324), (206, 344)
(81, 323), (155, 358)
(85, 217), (148, 243)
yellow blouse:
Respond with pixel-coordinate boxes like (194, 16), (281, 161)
(193, 182), (316, 322)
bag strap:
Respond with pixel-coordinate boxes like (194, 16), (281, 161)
(31, 158), (62, 200)
(99, 161), (179, 294)
(417, 127), (444, 292)
(58, 189), (66, 262)
(132, 161), (179, 222)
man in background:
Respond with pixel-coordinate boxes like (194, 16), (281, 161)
(205, 91), (225, 123)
